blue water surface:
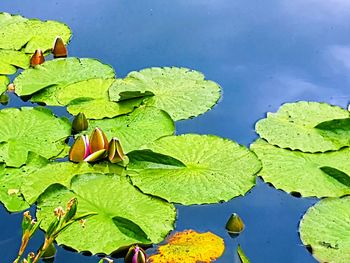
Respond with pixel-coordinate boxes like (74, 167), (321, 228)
(1, 0), (349, 262)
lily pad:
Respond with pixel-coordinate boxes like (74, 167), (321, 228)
(0, 50), (30, 75)
(21, 161), (123, 205)
(109, 67), (221, 121)
(88, 106), (175, 153)
(0, 12), (71, 53)
(59, 79), (141, 119)
(299, 196), (350, 263)
(148, 230), (225, 263)
(0, 152), (48, 212)
(251, 139), (350, 197)
(37, 173), (176, 254)
(255, 101), (350, 152)
(0, 76), (9, 93)
(128, 134), (261, 205)
(13, 57), (115, 97)
(0, 107), (71, 167)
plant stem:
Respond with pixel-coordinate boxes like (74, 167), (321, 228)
(13, 234), (30, 263)
(32, 237), (54, 263)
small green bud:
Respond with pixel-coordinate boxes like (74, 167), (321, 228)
(0, 92), (9, 105)
(63, 198), (78, 222)
(225, 213), (245, 236)
(72, 112), (88, 133)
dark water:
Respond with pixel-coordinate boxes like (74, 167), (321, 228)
(2, 0), (350, 262)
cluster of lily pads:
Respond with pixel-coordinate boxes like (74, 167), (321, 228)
(252, 101), (350, 263)
(2, 11), (349, 263)
(0, 12), (262, 260)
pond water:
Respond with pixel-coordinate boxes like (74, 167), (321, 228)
(2, 0), (350, 262)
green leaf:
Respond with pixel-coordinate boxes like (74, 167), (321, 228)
(319, 166), (350, 187)
(129, 134), (261, 205)
(0, 50), (30, 75)
(109, 67), (221, 121)
(21, 161), (123, 205)
(37, 173), (176, 254)
(0, 107), (71, 167)
(0, 12), (71, 53)
(0, 164), (29, 212)
(0, 152), (48, 212)
(255, 101), (350, 152)
(0, 75), (9, 93)
(127, 150), (186, 169)
(88, 106), (175, 153)
(14, 57), (115, 97)
(251, 139), (350, 197)
(112, 216), (150, 243)
(64, 79), (142, 119)
(299, 196), (350, 263)
(237, 245), (250, 263)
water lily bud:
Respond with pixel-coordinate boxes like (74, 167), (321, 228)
(53, 36), (67, 58)
(0, 93), (9, 105)
(7, 83), (15, 92)
(225, 213), (245, 236)
(84, 149), (107, 162)
(89, 128), (109, 153)
(72, 112), (88, 133)
(108, 137), (128, 164)
(124, 245), (147, 263)
(69, 135), (90, 162)
(30, 49), (45, 67)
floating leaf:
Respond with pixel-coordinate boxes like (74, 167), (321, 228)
(255, 101), (350, 152)
(251, 139), (350, 197)
(148, 230), (225, 263)
(14, 57), (115, 97)
(109, 67), (221, 121)
(0, 152), (48, 212)
(37, 173), (176, 254)
(0, 107), (71, 167)
(129, 134), (261, 205)
(0, 75), (9, 93)
(63, 79), (141, 119)
(0, 12), (71, 53)
(0, 12), (71, 75)
(299, 196), (350, 263)
(88, 107), (175, 153)
(237, 245), (250, 263)
(0, 50), (29, 75)
(21, 161), (123, 205)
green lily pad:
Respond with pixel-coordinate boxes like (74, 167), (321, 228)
(13, 57), (115, 97)
(0, 152), (49, 212)
(0, 50), (30, 75)
(37, 173), (176, 254)
(128, 134), (261, 205)
(0, 107), (71, 167)
(299, 196), (350, 263)
(59, 79), (141, 119)
(0, 76), (9, 93)
(0, 12), (71, 53)
(88, 106), (175, 153)
(255, 101), (350, 152)
(251, 139), (350, 197)
(109, 67), (221, 121)
(21, 161), (123, 205)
